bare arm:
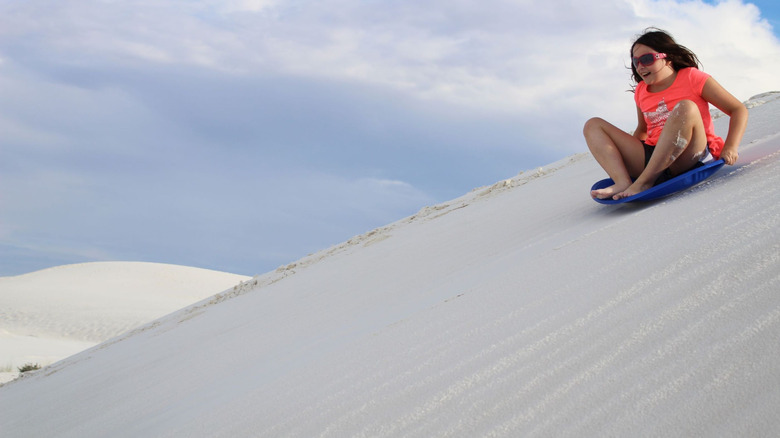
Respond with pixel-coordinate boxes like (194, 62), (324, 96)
(633, 105), (648, 141)
(702, 77), (748, 165)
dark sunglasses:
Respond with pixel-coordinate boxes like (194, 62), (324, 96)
(632, 52), (667, 68)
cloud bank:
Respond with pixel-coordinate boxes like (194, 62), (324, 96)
(1, 0), (778, 275)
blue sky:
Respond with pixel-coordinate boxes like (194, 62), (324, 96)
(2, 0), (779, 276)
(742, 0), (780, 29)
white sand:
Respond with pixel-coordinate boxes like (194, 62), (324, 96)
(0, 93), (778, 437)
(0, 262), (248, 382)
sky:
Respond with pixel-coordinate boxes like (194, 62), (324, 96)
(1, 0), (779, 277)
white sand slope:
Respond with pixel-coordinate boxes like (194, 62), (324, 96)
(0, 262), (249, 382)
(0, 93), (778, 437)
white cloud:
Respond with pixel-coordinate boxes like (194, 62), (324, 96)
(197, 0), (778, 112)
(214, 0), (280, 13)
(4, 0), (776, 110)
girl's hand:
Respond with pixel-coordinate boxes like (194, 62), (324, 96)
(721, 148), (739, 165)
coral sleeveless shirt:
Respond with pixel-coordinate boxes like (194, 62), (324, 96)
(635, 67), (724, 159)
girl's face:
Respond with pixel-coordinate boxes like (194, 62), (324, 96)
(632, 43), (674, 87)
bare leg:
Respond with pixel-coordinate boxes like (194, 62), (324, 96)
(583, 117), (645, 199)
(614, 100), (708, 199)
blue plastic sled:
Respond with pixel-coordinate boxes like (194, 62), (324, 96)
(591, 159), (725, 204)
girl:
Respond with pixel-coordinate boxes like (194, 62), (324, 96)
(585, 28), (748, 200)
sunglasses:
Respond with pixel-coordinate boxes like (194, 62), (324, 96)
(632, 52), (667, 68)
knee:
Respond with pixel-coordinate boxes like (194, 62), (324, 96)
(672, 100), (698, 117)
(583, 117), (606, 137)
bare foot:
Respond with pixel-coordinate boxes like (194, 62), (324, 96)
(591, 182), (631, 200)
(613, 181), (653, 200)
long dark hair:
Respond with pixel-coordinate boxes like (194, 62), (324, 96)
(630, 28), (700, 84)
